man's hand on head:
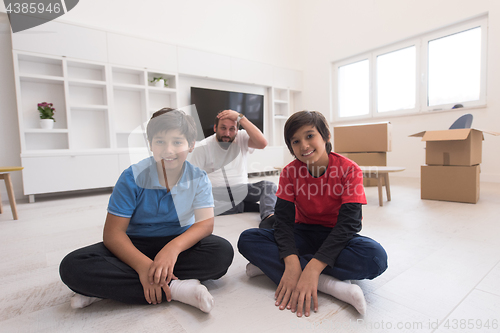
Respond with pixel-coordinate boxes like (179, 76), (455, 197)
(217, 110), (239, 122)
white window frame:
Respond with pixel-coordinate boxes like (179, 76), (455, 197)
(331, 15), (488, 122)
(373, 40), (421, 118)
(331, 54), (371, 122)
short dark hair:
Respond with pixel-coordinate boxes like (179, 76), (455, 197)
(147, 108), (197, 145)
(214, 112), (222, 127)
(284, 110), (332, 157)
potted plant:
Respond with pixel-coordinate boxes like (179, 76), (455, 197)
(150, 76), (168, 88)
(38, 102), (56, 129)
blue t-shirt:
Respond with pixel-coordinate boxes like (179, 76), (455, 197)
(108, 157), (214, 237)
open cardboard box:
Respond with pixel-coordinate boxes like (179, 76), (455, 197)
(334, 122), (392, 153)
(410, 128), (500, 166)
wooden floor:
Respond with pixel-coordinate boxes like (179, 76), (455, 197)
(1, 176), (499, 333)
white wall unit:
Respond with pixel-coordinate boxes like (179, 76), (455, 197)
(270, 87), (303, 146)
(107, 33), (178, 72)
(13, 50), (179, 200)
(177, 47), (232, 81)
(271, 87), (290, 146)
(11, 21), (108, 63)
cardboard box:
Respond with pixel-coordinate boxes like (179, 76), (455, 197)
(334, 122), (392, 153)
(338, 152), (387, 187)
(410, 128), (499, 166)
(421, 165), (480, 204)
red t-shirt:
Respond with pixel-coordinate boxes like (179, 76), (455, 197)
(276, 152), (367, 228)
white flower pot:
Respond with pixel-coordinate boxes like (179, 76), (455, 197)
(40, 119), (54, 129)
(154, 79), (165, 88)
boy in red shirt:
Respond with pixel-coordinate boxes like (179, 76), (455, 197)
(238, 111), (387, 317)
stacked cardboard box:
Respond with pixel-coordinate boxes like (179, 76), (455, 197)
(334, 122), (392, 187)
(410, 128), (499, 204)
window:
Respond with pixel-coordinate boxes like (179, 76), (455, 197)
(427, 27), (482, 107)
(331, 16), (487, 120)
(377, 46), (416, 113)
(338, 59), (369, 117)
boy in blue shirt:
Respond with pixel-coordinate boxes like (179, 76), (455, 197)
(60, 108), (234, 313)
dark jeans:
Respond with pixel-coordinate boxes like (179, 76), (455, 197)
(59, 234), (234, 304)
(214, 180), (277, 221)
(237, 225), (387, 285)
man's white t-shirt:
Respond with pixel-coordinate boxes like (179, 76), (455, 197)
(189, 130), (254, 188)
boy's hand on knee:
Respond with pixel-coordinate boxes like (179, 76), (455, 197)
(148, 247), (180, 286)
(275, 255), (302, 310)
(139, 270), (163, 305)
(290, 269), (319, 317)
(290, 259), (326, 317)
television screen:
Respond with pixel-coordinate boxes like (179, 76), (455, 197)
(190, 87), (264, 140)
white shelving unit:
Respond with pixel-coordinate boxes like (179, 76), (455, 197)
(271, 87), (301, 146)
(13, 51), (179, 201)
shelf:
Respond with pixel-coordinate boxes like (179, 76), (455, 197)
(18, 54), (63, 77)
(113, 88), (146, 134)
(273, 102), (288, 118)
(112, 67), (145, 85)
(148, 90), (177, 110)
(20, 75), (64, 84)
(70, 104), (108, 110)
(113, 83), (147, 91)
(19, 79), (68, 130)
(147, 86), (177, 94)
(273, 87), (289, 102)
(25, 132), (69, 150)
(68, 79), (107, 87)
(24, 128), (68, 133)
(70, 109), (110, 150)
(67, 61), (106, 82)
(68, 84), (107, 106)
(274, 99), (288, 104)
(147, 72), (176, 89)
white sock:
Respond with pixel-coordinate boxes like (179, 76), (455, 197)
(246, 263), (265, 277)
(70, 293), (102, 309)
(317, 275), (367, 315)
(169, 279), (214, 313)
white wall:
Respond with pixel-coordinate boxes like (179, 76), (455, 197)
(298, 0), (500, 182)
(19, 0), (302, 71)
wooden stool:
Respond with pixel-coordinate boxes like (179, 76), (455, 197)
(360, 166), (405, 206)
(0, 166), (24, 220)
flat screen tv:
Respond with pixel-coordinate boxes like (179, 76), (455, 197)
(190, 87), (264, 140)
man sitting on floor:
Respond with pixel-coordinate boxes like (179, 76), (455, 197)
(189, 109), (277, 228)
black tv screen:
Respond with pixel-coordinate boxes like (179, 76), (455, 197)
(191, 87), (264, 140)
